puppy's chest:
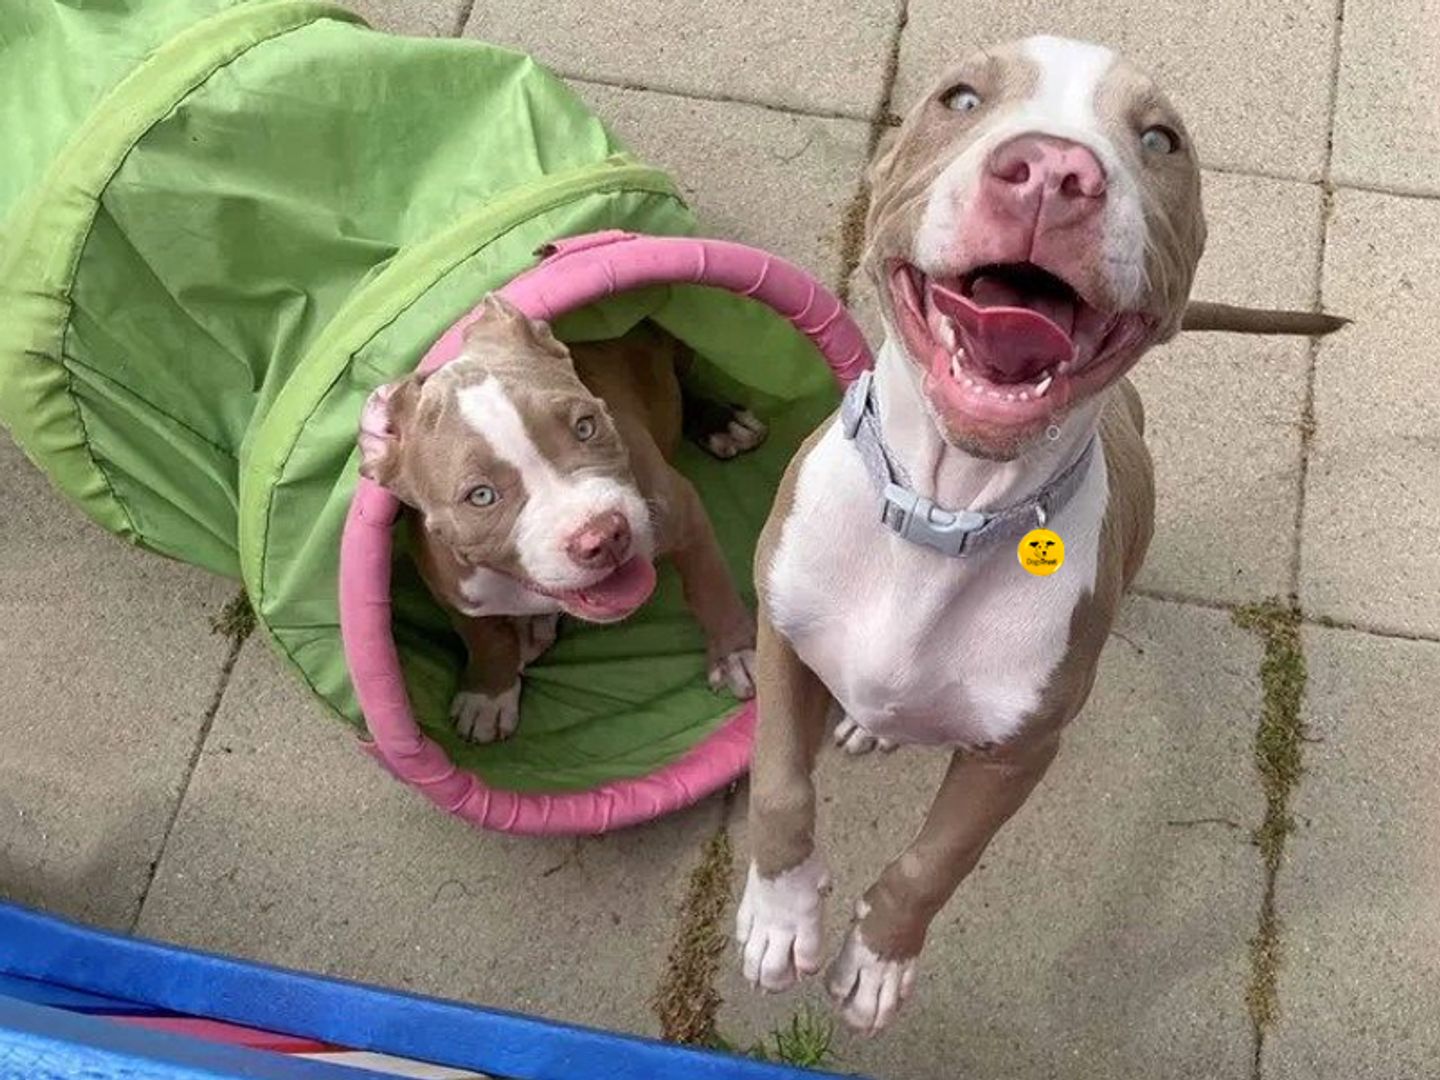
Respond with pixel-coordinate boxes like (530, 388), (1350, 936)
(766, 426), (1105, 747)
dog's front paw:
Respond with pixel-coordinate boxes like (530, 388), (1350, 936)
(736, 854), (829, 993)
(451, 685), (520, 743)
(826, 906), (918, 1036)
(834, 715), (896, 756)
(703, 409), (768, 460)
(708, 647), (756, 700)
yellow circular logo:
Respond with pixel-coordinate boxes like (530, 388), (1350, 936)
(1018, 528), (1065, 576)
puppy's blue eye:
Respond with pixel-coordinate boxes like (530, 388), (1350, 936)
(1141, 125), (1180, 155)
(942, 84), (982, 112)
(466, 484), (497, 508)
(574, 415), (597, 441)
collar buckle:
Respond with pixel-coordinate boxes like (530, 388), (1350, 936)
(881, 483), (989, 556)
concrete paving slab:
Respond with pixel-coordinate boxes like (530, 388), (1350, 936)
(134, 642), (724, 1035)
(1134, 172), (1323, 604)
(1302, 188), (1440, 637)
(0, 437), (235, 929)
(1265, 628), (1440, 1078)
(572, 84), (870, 288)
(1331, 0), (1440, 193)
(717, 597), (1264, 1079)
(467, 0), (901, 119)
(338, 0), (464, 37)
(893, 3), (1337, 180)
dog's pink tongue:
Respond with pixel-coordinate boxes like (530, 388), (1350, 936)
(560, 557), (657, 622)
(930, 280), (1075, 383)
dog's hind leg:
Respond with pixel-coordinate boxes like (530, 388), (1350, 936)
(826, 733), (1060, 1034)
(681, 389), (768, 460)
(735, 614), (833, 993)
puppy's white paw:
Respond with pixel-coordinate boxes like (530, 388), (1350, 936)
(451, 685), (520, 744)
(709, 647), (756, 700)
(519, 613), (560, 666)
(736, 854), (829, 993)
(704, 410), (768, 460)
(834, 715), (895, 756)
(826, 912), (917, 1036)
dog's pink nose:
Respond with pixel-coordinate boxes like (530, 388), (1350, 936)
(986, 135), (1107, 204)
(566, 511), (631, 569)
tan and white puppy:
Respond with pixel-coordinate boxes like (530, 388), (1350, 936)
(360, 297), (762, 743)
(736, 35), (1335, 1035)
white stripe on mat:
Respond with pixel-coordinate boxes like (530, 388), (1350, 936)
(295, 1050), (490, 1078)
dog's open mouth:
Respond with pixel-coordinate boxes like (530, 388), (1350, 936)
(889, 261), (1153, 430)
(544, 556), (657, 623)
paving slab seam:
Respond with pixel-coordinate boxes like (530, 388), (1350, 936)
(449, 0), (476, 37)
(1243, 8), (1345, 1076)
(649, 785), (737, 1046)
(835, 0), (908, 305)
(125, 591), (255, 933)
(560, 73), (873, 125)
(1133, 587), (1440, 646)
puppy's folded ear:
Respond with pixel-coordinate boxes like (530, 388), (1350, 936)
(465, 293), (570, 361)
(358, 375), (423, 491)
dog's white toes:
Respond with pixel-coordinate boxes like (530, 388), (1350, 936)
(709, 648), (757, 700)
(826, 923), (917, 1036)
(519, 613), (560, 666)
(834, 716), (881, 756)
(703, 411), (768, 459)
(450, 685), (520, 744)
(735, 855), (828, 993)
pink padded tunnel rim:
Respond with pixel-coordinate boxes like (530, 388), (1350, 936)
(338, 232), (872, 835)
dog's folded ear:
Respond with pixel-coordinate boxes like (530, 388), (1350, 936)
(358, 375), (424, 492)
(464, 293), (570, 361)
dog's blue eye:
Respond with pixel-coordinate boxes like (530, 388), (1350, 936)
(942, 84), (982, 112)
(1141, 125), (1180, 155)
(574, 415), (597, 441)
(466, 484), (497, 508)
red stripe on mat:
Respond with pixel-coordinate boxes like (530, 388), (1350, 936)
(110, 1015), (338, 1053)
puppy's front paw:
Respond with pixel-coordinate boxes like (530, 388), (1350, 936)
(826, 907), (918, 1036)
(703, 409), (768, 460)
(834, 715), (896, 756)
(451, 685), (520, 743)
(708, 648), (756, 700)
(736, 854), (829, 993)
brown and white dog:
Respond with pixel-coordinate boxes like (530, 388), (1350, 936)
(359, 297), (763, 743)
(736, 36), (1341, 1034)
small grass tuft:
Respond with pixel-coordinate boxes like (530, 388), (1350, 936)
(652, 827), (734, 1046)
(1232, 598), (1308, 1039)
(712, 1005), (837, 1070)
(209, 591), (256, 645)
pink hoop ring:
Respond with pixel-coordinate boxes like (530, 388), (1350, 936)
(339, 231), (872, 834)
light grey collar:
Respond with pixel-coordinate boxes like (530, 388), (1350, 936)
(840, 369), (1098, 558)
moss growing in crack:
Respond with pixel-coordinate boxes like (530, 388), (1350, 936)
(1233, 598), (1307, 1034)
(653, 827), (733, 1045)
(1234, 599), (1306, 869)
(209, 591), (255, 645)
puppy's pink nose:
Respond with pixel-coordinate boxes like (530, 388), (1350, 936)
(566, 511), (631, 569)
(986, 135), (1107, 204)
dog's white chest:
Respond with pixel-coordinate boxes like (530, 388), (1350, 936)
(765, 421), (1106, 748)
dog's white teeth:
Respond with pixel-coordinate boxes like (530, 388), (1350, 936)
(1004, 391), (1017, 402)
(1018, 390), (1031, 402)
(1057, 360), (1072, 375)
(949, 355), (961, 381)
(938, 318), (958, 351)
(963, 376), (977, 389)
(1034, 373), (1054, 398)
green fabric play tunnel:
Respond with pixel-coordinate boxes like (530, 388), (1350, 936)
(0, 0), (838, 793)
